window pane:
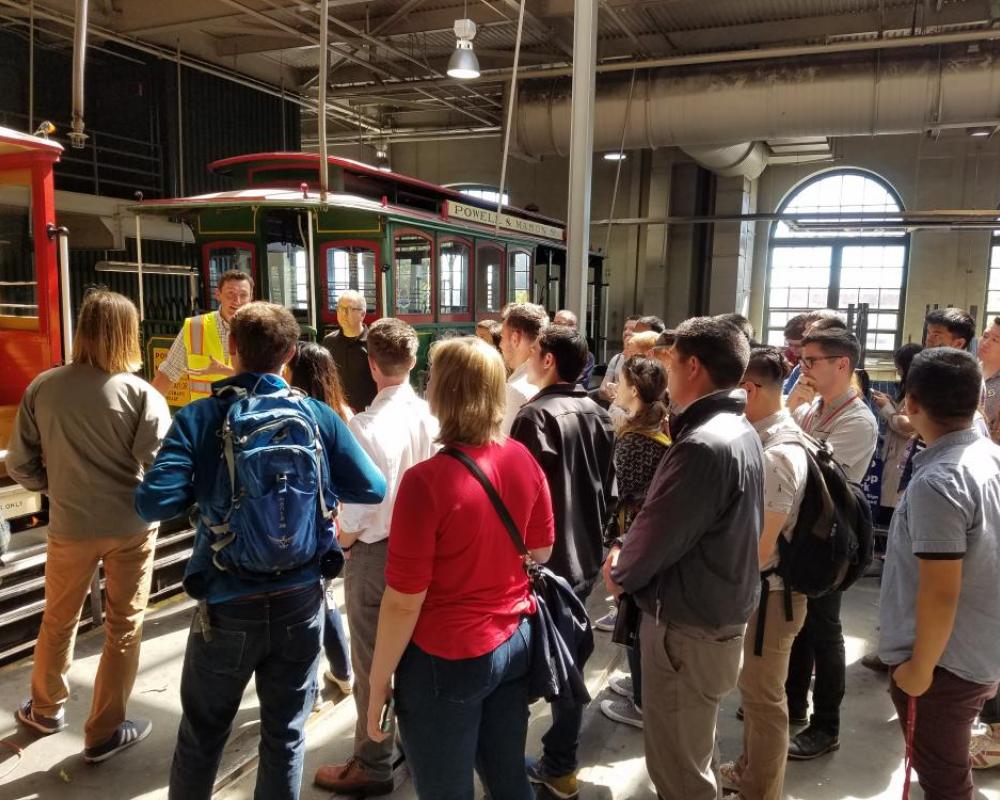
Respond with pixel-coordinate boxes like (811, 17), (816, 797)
(267, 243), (307, 311)
(439, 240), (470, 316)
(988, 239), (1000, 318)
(395, 234), (432, 316)
(326, 246), (376, 313)
(476, 244), (503, 314)
(0, 203), (37, 324)
(508, 250), (531, 304)
(207, 245), (253, 297)
(774, 172), (904, 240)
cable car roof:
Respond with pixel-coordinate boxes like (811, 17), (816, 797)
(0, 126), (63, 161)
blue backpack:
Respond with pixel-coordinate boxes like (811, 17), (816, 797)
(202, 382), (331, 576)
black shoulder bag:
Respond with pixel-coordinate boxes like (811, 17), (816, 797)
(441, 446), (594, 704)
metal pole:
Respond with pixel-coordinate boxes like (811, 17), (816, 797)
(318, 0), (330, 200)
(69, 0), (89, 148)
(494, 0), (526, 235)
(57, 230), (72, 360)
(28, 0), (34, 133)
(177, 42), (185, 196)
(306, 210), (317, 333)
(565, 0), (598, 326)
(134, 193), (145, 323)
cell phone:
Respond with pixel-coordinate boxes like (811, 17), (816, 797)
(379, 696), (395, 733)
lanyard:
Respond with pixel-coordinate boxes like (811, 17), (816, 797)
(803, 391), (857, 435)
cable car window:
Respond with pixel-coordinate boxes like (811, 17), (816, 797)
(264, 211), (309, 313)
(0, 204), (36, 327)
(206, 244), (253, 297)
(326, 246), (377, 313)
(508, 250), (531, 304)
(395, 232), (433, 318)
(476, 243), (504, 316)
(439, 239), (471, 318)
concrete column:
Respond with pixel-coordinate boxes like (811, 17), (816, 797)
(565, 0), (598, 328)
(708, 175), (757, 316)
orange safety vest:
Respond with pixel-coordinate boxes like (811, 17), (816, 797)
(181, 312), (231, 402)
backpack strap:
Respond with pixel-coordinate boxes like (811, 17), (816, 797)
(753, 575), (770, 657)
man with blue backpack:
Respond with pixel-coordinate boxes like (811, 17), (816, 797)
(136, 302), (386, 800)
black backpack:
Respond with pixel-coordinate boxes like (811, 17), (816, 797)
(753, 428), (874, 656)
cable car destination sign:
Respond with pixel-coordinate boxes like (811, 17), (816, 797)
(445, 200), (564, 241)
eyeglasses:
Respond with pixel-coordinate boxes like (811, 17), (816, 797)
(800, 355), (843, 369)
(337, 305), (366, 313)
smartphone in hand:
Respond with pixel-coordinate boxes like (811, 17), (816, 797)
(379, 696), (395, 733)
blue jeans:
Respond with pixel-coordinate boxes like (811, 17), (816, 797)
(168, 583), (323, 800)
(541, 583), (594, 775)
(323, 581), (351, 682)
(395, 617), (534, 800)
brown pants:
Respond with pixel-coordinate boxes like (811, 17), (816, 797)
(891, 666), (998, 800)
(736, 589), (807, 800)
(343, 539), (394, 779)
(640, 613), (746, 800)
(31, 530), (156, 747)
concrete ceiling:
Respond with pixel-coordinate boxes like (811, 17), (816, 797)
(4, 1), (1000, 146)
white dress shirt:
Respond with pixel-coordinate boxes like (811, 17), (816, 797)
(501, 362), (540, 436)
(339, 382), (439, 543)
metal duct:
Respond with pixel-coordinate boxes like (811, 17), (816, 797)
(514, 53), (1000, 161)
(682, 142), (769, 179)
(69, 0), (88, 149)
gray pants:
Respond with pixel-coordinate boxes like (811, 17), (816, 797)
(344, 539), (394, 779)
(640, 613), (745, 800)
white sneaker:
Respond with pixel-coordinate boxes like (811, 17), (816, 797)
(324, 670), (353, 695)
(719, 761), (742, 792)
(971, 722), (1000, 769)
(607, 674), (633, 699)
(600, 698), (643, 729)
(594, 607), (618, 632)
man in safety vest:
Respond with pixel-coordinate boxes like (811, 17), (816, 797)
(152, 270), (254, 405)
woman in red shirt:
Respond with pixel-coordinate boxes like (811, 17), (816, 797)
(366, 336), (554, 799)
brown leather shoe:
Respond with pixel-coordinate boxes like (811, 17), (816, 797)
(314, 758), (393, 796)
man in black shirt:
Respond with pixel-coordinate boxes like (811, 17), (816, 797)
(511, 325), (616, 799)
(322, 290), (377, 413)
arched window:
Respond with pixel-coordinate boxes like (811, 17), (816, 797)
(988, 231), (1000, 320)
(765, 170), (909, 361)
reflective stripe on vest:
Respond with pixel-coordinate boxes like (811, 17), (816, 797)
(182, 312), (230, 402)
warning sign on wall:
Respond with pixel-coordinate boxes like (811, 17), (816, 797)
(147, 336), (191, 409)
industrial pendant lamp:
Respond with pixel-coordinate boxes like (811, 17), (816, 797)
(447, 3), (480, 80)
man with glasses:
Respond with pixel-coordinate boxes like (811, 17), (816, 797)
(323, 289), (377, 413)
(784, 328), (878, 761)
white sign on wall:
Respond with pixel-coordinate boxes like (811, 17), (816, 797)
(445, 200), (564, 241)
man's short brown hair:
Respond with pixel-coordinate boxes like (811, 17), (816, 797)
(367, 317), (418, 377)
(219, 269), (255, 293)
(501, 302), (548, 340)
(230, 302), (300, 373)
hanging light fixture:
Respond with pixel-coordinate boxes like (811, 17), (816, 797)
(375, 140), (391, 172)
(603, 152), (627, 161)
(447, 12), (480, 80)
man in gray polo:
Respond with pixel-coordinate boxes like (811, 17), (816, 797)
(879, 347), (1000, 800)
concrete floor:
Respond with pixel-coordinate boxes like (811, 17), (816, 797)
(1, 577), (999, 799)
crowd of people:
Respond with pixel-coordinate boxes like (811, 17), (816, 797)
(4, 269), (1000, 800)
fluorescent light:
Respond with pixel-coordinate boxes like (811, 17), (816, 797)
(968, 126), (994, 138)
(604, 152), (627, 161)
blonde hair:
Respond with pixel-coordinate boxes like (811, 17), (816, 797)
(72, 289), (142, 374)
(428, 336), (506, 446)
(625, 330), (659, 358)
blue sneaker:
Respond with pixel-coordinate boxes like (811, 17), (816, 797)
(83, 718), (152, 763)
(16, 699), (66, 735)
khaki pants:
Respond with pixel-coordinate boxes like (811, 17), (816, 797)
(344, 539), (394, 779)
(737, 589), (807, 800)
(31, 530), (156, 747)
(640, 613), (745, 800)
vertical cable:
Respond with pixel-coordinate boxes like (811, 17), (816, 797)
(494, 0), (526, 234)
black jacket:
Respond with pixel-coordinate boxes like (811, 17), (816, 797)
(510, 383), (617, 593)
(612, 389), (764, 629)
(322, 327), (378, 413)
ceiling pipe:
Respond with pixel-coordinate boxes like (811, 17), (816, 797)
(69, 0), (88, 148)
(318, 0), (329, 201)
(682, 142), (769, 180)
(514, 53), (1000, 159)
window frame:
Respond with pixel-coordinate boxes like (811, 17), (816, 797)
(507, 247), (533, 305)
(319, 239), (382, 327)
(392, 227), (436, 324)
(201, 240), (257, 306)
(475, 241), (506, 319)
(764, 169), (910, 361)
(436, 235), (474, 323)
(987, 232), (1000, 322)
